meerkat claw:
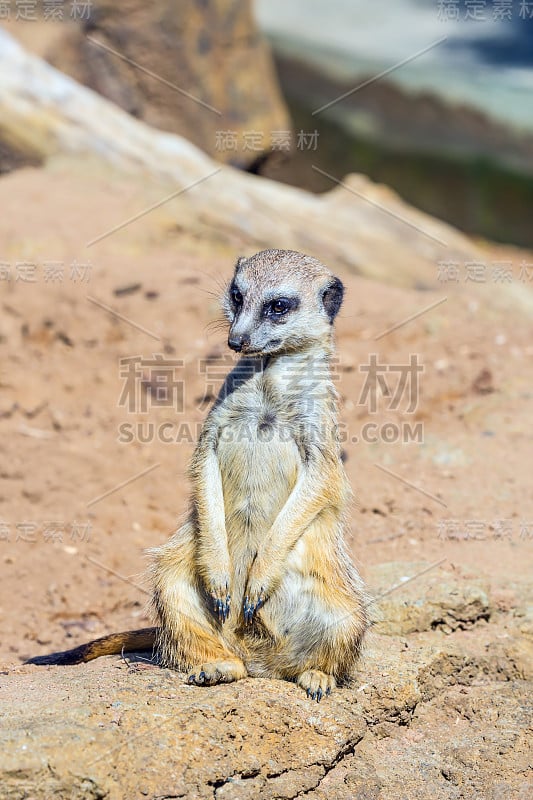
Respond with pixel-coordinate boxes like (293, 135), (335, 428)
(187, 660), (247, 686)
(211, 590), (231, 622)
(224, 595), (231, 622)
(243, 597), (252, 625)
(214, 598), (229, 622)
(298, 670), (336, 700)
(243, 593), (265, 625)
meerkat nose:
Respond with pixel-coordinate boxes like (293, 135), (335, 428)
(228, 333), (250, 352)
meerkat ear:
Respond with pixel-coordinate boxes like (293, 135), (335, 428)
(235, 256), (247, 272)
(322, 277), (344, 322)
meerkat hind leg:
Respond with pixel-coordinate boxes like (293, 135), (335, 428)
(188, 657), (248, 686)
(297, 670), (336, 702)
(160, 615), (248, 687)
(158, 606), (248, 687)
(153, 522), (248, 687)
(259, 517), (367, 700)
(161, 620), (248, 687)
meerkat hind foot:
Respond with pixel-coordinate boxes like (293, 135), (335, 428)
(187, 658), (247, 686)
(297, 670), (336, 702)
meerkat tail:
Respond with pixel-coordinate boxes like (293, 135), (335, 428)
(25, 627), (158, 665)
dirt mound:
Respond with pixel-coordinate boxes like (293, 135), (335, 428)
(3, 569), (531, 798)
(0, 161), (532, 798)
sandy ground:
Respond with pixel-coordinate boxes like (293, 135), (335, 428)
(0, 159), (532, 665)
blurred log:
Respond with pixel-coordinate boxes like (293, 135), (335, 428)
(0, 29), (493, 291)
(9, 0), (290, 169)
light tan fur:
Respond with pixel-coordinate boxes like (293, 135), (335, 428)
(150, 249), (368, 698)
(28, 249), (368, 701)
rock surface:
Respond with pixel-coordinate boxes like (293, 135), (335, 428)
(2, 562), (531, 799)
(0, 28), (488, 296)
(7, 0), (290, 169)
(370, 562), (491, 636)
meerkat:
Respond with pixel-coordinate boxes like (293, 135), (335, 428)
(28, 249), (368, 700)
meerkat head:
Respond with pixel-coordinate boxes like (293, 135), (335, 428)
(222, 249), (344, 356)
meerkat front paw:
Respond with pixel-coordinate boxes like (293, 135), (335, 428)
(297, 670), (336, 702)
(243, 561), (277, 624)
(204, 572), (231, 622)
(208, 583), (231, 622)
(187, 659), (247, 686)
(243, 582), (267, 625)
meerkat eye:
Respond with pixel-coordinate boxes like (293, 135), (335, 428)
(230, 287), (243, 306)
(267, 298), (292, 316)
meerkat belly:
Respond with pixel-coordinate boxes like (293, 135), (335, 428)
(259, 521), (349, 642)
(217, 415), (300, 549)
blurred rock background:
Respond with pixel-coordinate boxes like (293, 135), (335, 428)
(1, 0), (289, 170)
(4, 0), (533, 246)
(0, 3), (532, 798)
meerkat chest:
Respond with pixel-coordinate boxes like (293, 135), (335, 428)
(217, 386), (300, 467)
(217, 369), (314, 445)
(214, 380), (302, 526)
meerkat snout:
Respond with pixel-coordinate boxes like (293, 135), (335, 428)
(228, 332), (251, 352)
(223, 249), (344, 356)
